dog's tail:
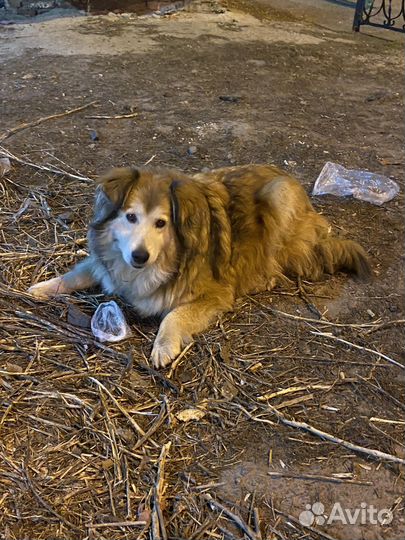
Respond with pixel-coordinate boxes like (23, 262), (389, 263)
(316, 237), (372, 281)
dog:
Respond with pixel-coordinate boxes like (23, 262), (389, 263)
(28, 164), (371, 368)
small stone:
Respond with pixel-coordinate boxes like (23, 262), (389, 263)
(58, 211), (74, 224)
(0, 157), (11, 177)
(67, 304), (91, 329)
(140, 102), (157, 112)
(366, 90), (388, 102)
(89, 130), (99, 141)
(247, 59), (266, 67)
(156, 125), (174, 135)
(219, 95), (240, 103)
(187, 145), (197, 156)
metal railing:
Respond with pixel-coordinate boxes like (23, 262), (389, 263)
(353, 0), (405, 32)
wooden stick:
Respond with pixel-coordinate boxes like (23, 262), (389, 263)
(11, 306), (179, 393)
(258, 384), (332, 402)
(89, 377), (155, 442)
(88, 520), (147, 528)
(364, 319), (405, 333)
(0, 145), (93, 183)
(275, 508), (340, 540)
(253, 507), (262, 540)
(0, 101), (98, 143)
(151, 442), (171, 540)
(85, 112), (138, 119)
(202, 493), (259, 540)
(251, 301), (404, 331)
(25, 471), (82, 533)
(297, 276), (322, 319)
(238, 403), (405, 465)
(311, 330), (404, 370)
(168, 341), (194, 377)
(132, 400), (167, 450)
(370, 417), (405, 425)
(267, 471), (372, 485)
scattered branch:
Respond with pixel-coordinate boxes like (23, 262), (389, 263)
(151, 442), (171, 540)
(0, 101), (98, 143)
(203, 493), (260, 540)
(88, 520), (147, 528)
(311, 330), (404, 370)
(238, 403), (405, 465)
(0, 145), (93, 183)
(25, 471), (82, 533)
(85, 112), (138, 119)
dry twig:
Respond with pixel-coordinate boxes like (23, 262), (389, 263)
(85, 112), (138, 119)
(25, 471), (82, 533)
(88, 520), (147, 528)
(238, 404), (405, 465)
(275, 507), (340, 540)
(311, 330), (404, 370)
(202, 493), (260, 540)
(0, 101), (98, 143)
(0, 145), (93, 183)
(267, 471), (372, 485)
(151, 442), (171, 540)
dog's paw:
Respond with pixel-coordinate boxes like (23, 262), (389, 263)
(150, 336), (182, 369)
(28, 277), (67, 299)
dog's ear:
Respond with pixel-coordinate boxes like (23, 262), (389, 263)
(203, 182), (232, 281)
(91, 167), (140, 229)
(170, 179), (232, 281)
(96, 167), (140, 208)
(170, 179), (210, 260)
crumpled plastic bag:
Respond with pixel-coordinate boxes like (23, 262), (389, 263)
(312, 162), (400, 205)
(91, 300), (131, 342)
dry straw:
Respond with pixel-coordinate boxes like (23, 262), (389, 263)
(0, 105), (404, 539)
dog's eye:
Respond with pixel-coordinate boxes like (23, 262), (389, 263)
(126, 213), (138, 223)
(155, 219), (166, 229)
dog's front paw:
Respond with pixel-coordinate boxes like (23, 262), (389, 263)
(150, 335), (182, 369)
(28, 277), (67, 299)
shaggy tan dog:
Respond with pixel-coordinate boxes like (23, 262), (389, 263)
(29, 164), (371, 367)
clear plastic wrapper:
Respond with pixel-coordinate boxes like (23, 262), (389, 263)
(91, 300), (131, 342)
(312, 162), (399, 205)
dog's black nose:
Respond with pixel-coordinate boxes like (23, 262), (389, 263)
(131, 248), (150, 266)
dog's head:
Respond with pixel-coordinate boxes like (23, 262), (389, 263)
(93, 167), (231, 279)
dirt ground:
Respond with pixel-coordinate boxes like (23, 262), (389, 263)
(0, 2), (404, 539)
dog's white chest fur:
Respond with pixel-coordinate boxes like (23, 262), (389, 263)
(95, 252), (174, 317)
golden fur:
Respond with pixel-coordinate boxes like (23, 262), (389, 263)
(28, 164), (371, 367)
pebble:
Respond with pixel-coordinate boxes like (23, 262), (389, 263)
(0, 157), (11, 177)
(58, 211), (74, 224)
(219, 95), (240, 103)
